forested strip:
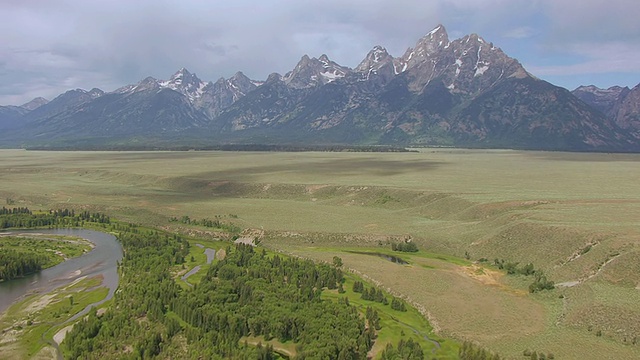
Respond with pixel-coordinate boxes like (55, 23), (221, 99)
(173, 245), (373, 359)
(0, 249), (48, 281)
(0, 207), (110, 229)
(63, 227), (375, 359)
(63, 230), (188, 359)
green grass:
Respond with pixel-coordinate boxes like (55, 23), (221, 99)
(24, 287), (109, 357)
(173, 238), (225, 288)
(323, 272), (458, 359)
(1, 149), (639, 359)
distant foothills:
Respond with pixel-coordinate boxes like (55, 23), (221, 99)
(1, 24), (639, 152)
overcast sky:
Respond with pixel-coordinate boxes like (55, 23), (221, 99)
(2, 0), (639, 105)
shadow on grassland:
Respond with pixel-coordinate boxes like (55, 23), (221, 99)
(526, 151), (640, 162)
(161, 157), (446, 193)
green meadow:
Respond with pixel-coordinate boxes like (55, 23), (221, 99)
(1, 148), (639, 359)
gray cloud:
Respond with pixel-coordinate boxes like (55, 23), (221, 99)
(1, 0), (639, 104)
(503, 27), (536, 39)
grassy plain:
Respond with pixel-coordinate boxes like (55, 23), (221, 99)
(1, 149), (639, 358)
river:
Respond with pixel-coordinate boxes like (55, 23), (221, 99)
(0, 229), (123, 314)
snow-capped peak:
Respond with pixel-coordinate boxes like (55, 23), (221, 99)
(423, 24), (448, 42)
(427, 24), (443, 37)
(157, 68), (206, 101)
(283, 54), (349, 88)
(319, 54), (331, 67)
(371, 46), (388, 62)
(88, 88), (104, 99)
(356, 46), (392, 72)
(400, 24), (450, 71)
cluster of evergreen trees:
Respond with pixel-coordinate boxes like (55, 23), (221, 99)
(527, 273), (555, 293)
(493, 259), (554, 293)
(63, 230), (190, 359)
(0, 249), (47, 281)
(365, 306), (381, 331)
(174, 244), (371, 359)
(169, 215), (241, 233)
(0, 207), (32, 215)
(391, 241), (418, 253)
(391, 297), (407, 312)
(380, 338), (425, 360)
(0, 207), (110, 229)
(358, 285), (388, 305)
(459, 341), (502, 360)
(353, 281), (408, 312)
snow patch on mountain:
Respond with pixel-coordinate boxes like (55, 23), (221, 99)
(475, 65), (489, 76)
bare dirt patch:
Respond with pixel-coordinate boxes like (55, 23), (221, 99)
(234, 228), (265, 246)
(456, 264), (528, 296)
(23, 294), (56, 314)
(53, 325), (74, 345)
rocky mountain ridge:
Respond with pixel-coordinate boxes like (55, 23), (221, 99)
(1, 24), (638, 152)
(573, 84), (640, 141)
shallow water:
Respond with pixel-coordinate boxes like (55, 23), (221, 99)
(0, 229), (123, 313)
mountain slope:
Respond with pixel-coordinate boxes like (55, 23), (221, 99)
(0, 106), (29, 130)
(20, 88), (209, 141)
(574, 84), (640, 141)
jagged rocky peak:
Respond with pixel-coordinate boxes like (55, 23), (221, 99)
(318, 54), (331, 65)
(209, 72), (256, 93)
(169, 67), (191, 80)
(355, 46), (393, 72)
(449, 31), (529, 82)
(54, 88), (100, 101)
(317, 54), (349, 81)
(20, 97), (49, 110)
(574, 85), (630, 98)
(283, 54), (349, 88)
(265, 72), (283, 83)
(220, 71), (258, 101)
(355, 45), (399, 82)
(88, 88), (104, 98)
(424, 24), (450, 44)
(160, 67), (205, 95)
(228, 71), (255, 89)
(134, 76), (161, 92)
(572, 84), (635, 123)
(401, 24), (450, 67)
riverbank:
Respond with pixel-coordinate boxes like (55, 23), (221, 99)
(0, 229), (123, 359)
(0, 276), (109, 359)
(0, 233), (92, 282)
(0, 229), (122, 314)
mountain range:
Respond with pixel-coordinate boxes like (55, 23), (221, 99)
(1, 24), (639, 152)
